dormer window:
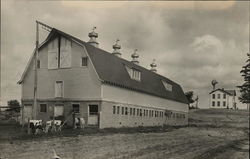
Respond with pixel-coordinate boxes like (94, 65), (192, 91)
(162, 80), (172, 91)
(125, 65), (141, 81)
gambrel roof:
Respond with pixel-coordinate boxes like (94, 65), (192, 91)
(18, 28), (189, 104)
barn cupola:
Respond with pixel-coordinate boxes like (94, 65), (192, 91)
(112, 39), (121, 57)
(150, 59), (157, 73)
(88, 27), (99, 47)
(131, 49), (139, 65)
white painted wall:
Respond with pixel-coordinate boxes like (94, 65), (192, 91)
(21, 37), (102, 101)
(101, 84), (188, 112)
(209, 90), (235, 109)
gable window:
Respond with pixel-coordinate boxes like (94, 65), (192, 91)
(162, 80), (172, 91)
(223, 94), (226, 99)
(81, 57), (88, 67)
(125, 66), (141, 81)
(37, 60), (40, 69)
(212, 94), (215, 99)
(55, 81), (63, 98)
(217, 94), (220, 99)
(40, 104), (47, 113)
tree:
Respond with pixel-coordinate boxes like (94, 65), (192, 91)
(7, 99), (21, 112)
(237, 53), (250, 110)
(185, 91), (195, 109)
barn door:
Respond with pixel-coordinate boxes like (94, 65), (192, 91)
(23, 104), (32, 123)
(88, 105), (98, 125)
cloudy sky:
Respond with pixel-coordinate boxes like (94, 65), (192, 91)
(1, 1), (249, 108)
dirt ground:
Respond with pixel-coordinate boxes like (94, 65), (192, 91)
(0, 109), (249, 159)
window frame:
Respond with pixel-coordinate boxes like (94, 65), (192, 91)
(81, 57), (88, 67)
(55, 81), (64, 98)
(223, 93), (226, 99)
(40, 104), (47, 113)
(217, 101), (220, 107)
(162, 80), (173, 92)
(212, 101), (215, 106)
(212, 94), (215, 99)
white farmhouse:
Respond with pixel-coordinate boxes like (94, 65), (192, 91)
(209, 88), (237, 109)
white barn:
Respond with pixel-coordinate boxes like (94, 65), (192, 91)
(18, 27), (189, 129)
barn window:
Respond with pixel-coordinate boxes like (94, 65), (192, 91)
(72, 104), (80, 113)
(81, 57), (88, 67)
(122, 107), (124, 115)
(162, 80), (172, 91)
(40, 104), (47, 113)
(125, 107), (128, 115)
(113, 106), (116, 114)
(117, 106), (120, 114)
(89, 105), (98, 115)
(55, 81), (63, 98)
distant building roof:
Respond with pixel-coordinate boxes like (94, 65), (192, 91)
(209, 88), (236, 96)
(18, 28), (189, 104)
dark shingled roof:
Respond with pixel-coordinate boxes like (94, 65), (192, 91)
(20, 28), (189, 104)
(209, 89), (236, 96)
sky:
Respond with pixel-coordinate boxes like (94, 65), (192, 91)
(1, 1), (249, 109)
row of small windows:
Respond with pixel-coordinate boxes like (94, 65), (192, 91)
(112, 106), (185, 119)
(212, 94), (226, 99)
(212, 101), (226, 107)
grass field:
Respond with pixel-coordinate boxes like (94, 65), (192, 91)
(0, 109), (249, 159)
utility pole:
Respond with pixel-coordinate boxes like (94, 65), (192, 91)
(33, 21), (52, 119)
(33, 21), (39, 119)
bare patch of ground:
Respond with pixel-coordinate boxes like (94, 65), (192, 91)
(0, 109), (249, 159)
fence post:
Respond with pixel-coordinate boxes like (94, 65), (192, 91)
(27, 118), (30, 135)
